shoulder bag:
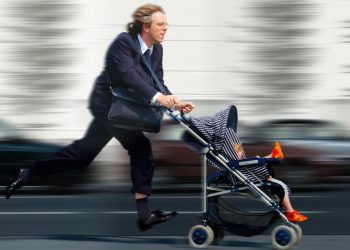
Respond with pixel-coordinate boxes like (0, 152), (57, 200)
(107, 53), (166, 133)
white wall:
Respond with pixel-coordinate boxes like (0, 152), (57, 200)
(1, 0), (350, 140)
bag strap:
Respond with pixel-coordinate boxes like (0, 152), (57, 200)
(105, 37), (166, 94)
(105, 54), (166, 95)
(140, 53), (166, 94)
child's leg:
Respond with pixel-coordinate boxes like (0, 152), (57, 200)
(267, 176), (293, 211)
(267, 176), (308, 222)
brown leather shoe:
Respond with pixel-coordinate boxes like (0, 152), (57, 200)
(137, 210), (177, 231)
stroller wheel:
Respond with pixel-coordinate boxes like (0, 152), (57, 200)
(188, 224), (214, 248)
(271, 225), (297, 250)
(290, 223), (303, 244)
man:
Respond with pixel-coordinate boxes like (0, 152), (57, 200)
(5, 3), (194, 231)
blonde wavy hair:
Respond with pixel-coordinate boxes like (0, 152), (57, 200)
(127, 3), (165, 36)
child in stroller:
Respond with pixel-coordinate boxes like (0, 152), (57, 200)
(234, 142), (308, 222)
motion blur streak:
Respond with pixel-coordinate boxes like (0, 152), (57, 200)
(1, 0), (350, 186)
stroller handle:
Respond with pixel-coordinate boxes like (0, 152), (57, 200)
(166, 109), (191, 124)
(180, 111), (191, 124)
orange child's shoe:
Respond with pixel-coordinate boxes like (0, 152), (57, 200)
(271, 141), (284, 159)
(285, 210), (308, 222)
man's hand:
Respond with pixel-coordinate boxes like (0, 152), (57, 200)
(176, 102), (195, 114)
(156, 94), (178, 109)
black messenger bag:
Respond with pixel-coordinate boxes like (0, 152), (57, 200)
(108, 86), (164, 133)
(107, 51), (166, 133)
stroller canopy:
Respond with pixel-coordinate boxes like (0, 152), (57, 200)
(189, 105), (244, 161)
(188, 105), (269, 183)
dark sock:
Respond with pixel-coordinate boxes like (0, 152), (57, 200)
(19, 168), (31, 182)
(136, 197), (152, 219)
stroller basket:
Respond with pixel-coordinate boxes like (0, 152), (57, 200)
(208, 197), (279, 237)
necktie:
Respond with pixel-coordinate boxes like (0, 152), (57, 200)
(144, 49), (152, 66)
(144, 49), (155, 86)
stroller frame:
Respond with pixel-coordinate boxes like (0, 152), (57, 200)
(166, 109), (301, 249)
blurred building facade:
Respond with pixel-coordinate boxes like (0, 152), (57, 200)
(0, 0), (350, 141)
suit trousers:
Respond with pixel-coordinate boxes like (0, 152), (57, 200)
(28, 111), (155, 195)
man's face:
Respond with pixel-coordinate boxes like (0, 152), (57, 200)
(147, 11), (167, 44)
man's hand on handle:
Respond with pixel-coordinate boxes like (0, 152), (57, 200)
(156, 94), (194, 114)
(175, 102), (195, 114)
(156, 94), (178, 109)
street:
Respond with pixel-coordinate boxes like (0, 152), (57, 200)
(1, 182), (350, 249)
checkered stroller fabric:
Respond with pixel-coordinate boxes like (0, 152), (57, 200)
(189, 105), (270, 184)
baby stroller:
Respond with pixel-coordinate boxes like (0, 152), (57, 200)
(166, 105), (303, 250)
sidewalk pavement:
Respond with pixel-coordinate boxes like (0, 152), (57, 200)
(1, 235), (349, 250)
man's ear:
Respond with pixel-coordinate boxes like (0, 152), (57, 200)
(142, 23), (150, 33)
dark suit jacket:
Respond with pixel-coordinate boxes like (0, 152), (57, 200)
(89, 32), (172, 115)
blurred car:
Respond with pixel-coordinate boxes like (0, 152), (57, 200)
(0, 119), (91, 186)
(147, 120), (202, 182)
(148, 118), (350, 187)
(245, 119), (350, 185)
